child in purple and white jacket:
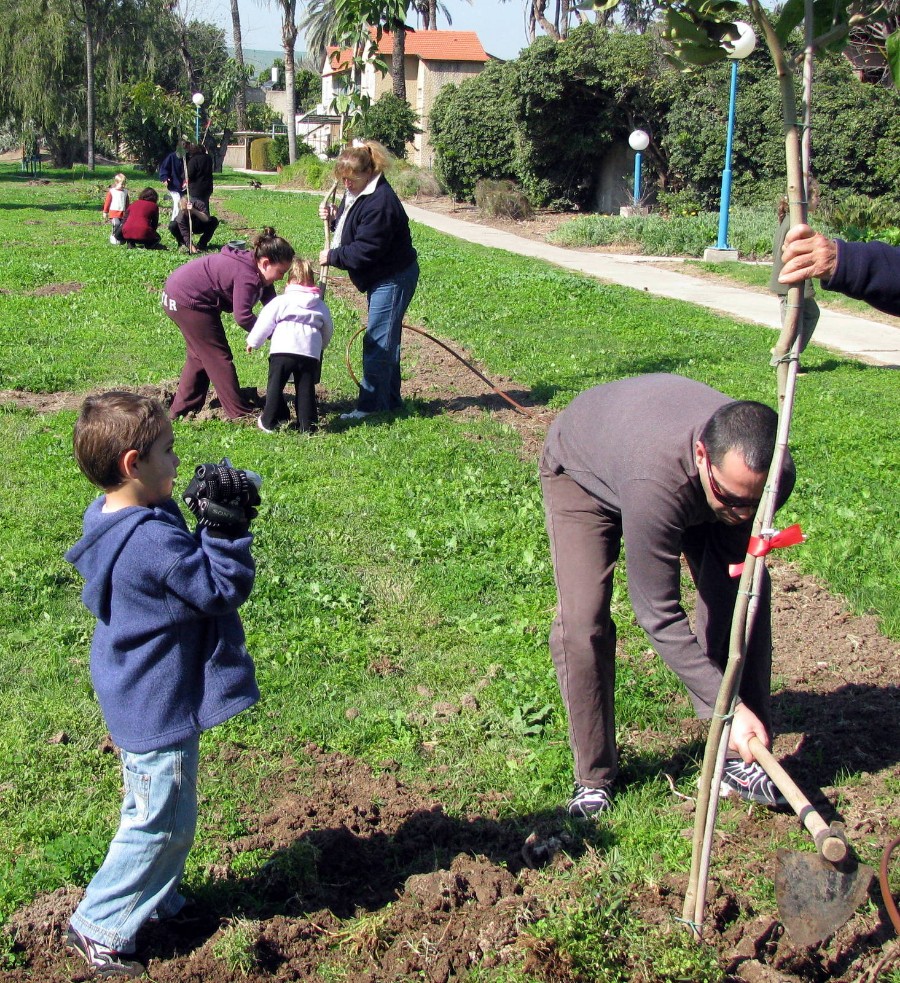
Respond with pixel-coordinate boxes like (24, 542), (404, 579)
(246, 257), (334, 433)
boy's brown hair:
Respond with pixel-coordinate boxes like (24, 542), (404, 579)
(73, 392), (169, 490)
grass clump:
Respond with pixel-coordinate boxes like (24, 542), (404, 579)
(213, 918), (262, 975)
(549, 206), (780, 258)
(390, 162), (443, 199)
(518, 848), (723, 983)
(279, 156), (334, 191)
(475, 179), (534, 220)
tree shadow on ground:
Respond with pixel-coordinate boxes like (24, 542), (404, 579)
(771, 683), (900, 790)
(0, 201), (100, 212)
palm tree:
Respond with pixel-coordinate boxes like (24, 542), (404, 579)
(263, 0), (300, 162)
(230, 0), (247, 130)
(301, 0), (340, 69)
(412, 0), (453, 30)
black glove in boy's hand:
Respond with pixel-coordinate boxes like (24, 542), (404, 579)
(183, 460), (261, 535)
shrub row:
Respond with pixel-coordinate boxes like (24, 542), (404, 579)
(429, 23), (900, 214)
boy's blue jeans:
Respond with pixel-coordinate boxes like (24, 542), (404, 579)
(358, 260), (419, 413)
(70, 735), (200, 953)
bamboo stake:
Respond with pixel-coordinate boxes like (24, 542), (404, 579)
(682, 0), (808, 939)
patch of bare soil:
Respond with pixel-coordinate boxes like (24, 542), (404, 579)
(1, 278), (898, 982)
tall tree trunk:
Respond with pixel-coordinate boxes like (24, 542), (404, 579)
(283, 15), (298, 163)
(231, 0), (247, 131)
(532, 0), (561, 40)
(392, 24), (406, 100)
(428, 0), (436, 29)
(84, 4), (96, 169)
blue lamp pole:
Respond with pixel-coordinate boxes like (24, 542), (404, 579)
(713, 22), (756, 252)
(192, 92), (205, 143)
(629, 129), (650, 206)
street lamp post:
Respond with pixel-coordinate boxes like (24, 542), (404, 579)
(703, 21), (756, 262)
(192, 92), (205, 144)
(628, 129), (650, 207)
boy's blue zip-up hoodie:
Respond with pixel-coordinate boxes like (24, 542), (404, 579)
(65, 497), (259, 754)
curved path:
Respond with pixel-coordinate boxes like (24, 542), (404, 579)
(222, 183), (898, 368)
(402, 203), (899, 369)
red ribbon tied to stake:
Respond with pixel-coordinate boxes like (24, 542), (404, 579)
(729, 523), (806, 577)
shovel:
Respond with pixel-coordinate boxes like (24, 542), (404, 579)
(749, 737), (874, 947)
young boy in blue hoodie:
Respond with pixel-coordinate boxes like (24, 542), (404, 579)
(64, 391), (260, 977)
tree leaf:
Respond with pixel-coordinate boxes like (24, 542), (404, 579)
(888, 29), (900, 89)
(773, 0), (804, 45)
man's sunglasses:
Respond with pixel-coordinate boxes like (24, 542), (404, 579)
(704, 453), (762, 510)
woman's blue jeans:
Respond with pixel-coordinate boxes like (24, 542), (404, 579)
(358, 260), (419, 413)
(69, 735), (199, 952)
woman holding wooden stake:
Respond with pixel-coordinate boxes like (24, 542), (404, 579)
(319, 140), (418, 420)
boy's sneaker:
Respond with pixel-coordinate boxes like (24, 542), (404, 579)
(65, 926), (144, 978)
(109, 234), (121, 245)
(720, 759), (789, 809)
(567, 782), (614, 818)
(257, 417), (276, 434)
(339, 409), (373, 421)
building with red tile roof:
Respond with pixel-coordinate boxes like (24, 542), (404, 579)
(321, 28), (492, 166)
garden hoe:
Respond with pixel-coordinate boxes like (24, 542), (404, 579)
(749, 737), (874, 948)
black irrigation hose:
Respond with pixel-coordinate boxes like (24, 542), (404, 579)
(881, 835), (900, 936)
(343, 323), (536, 418)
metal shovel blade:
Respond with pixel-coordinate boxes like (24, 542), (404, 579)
(774, 849), (874, 948)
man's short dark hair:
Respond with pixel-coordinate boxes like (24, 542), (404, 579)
(700, 400), (779, 473)
(73, 391), (169, 490)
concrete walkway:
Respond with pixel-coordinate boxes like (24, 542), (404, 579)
(403, 203), (900, 369)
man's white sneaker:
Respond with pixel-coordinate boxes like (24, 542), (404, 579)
(339, 409), (373, 421)
(720, 758), (789, 808)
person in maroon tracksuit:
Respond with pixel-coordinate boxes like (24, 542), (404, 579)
(162, 228), (294, 420)
(121, 188), (163, 249)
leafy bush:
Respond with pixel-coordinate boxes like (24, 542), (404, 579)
(279, 155), (334, 190)
(120, 80), (193, 172)
(819, 194), (900, 242)
(475, 179), (533, 220)
(271, 135), (289, 168)
(250, 137), (276, 172)
(662, 51), (900, 209)
(429, 60), (518, 202)
(389, 164), (442, 199)
(655, 188), (704, 217)
(270, 136), (314, 169)
(507, 26), (669, 210)
(353, 93), (420, 159)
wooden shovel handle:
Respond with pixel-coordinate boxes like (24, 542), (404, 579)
(748, 737), (847, 863)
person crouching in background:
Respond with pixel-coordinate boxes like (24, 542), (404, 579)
(120, 188), (164, 249)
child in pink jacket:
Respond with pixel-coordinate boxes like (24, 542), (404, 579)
(246, 258), (334, 433)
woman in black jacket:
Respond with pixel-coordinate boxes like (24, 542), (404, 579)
(319, 141), (419, 419)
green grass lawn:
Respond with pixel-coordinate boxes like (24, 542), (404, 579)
(0, 166), (897, 979)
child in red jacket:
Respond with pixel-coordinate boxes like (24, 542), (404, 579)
(102, 173), (129, 246)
